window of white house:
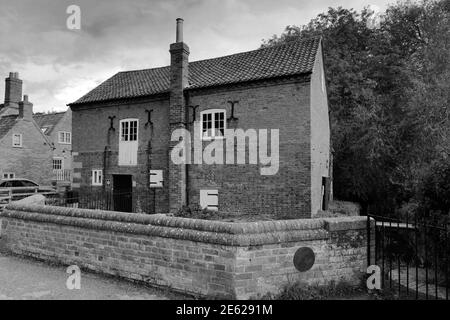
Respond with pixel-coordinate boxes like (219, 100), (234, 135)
(53, 158), (63, 170)
(12, 134), (22, 147)
(92, 169), (103, 186)
(200, 109), (226, 140)
(58, 131), (71, 144)
(200, 189), (219, 211)
(2, 173), (15, 180)
(120, 120), (138, 141)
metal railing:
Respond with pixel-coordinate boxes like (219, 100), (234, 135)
(368, 213), (449, 299)
(47, 189), (158, 214)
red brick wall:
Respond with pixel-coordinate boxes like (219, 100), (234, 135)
(71, 76), (314, 217)
(71, 97), (170, 213)
(186, 78), (311, 217)
(169, 42), (190, 212)
(0, 203), (371, 299)
(0, 118), (53, 185)
(49, 110), (73, 173)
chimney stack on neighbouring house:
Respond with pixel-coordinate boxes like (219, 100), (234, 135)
(18, 94), (33, 120)
(168, 18), (190, 213)
(4, 72), (23, 106)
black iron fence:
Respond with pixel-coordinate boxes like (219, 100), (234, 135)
(46, 189), (158, 214)
(368, 213), (449, 299)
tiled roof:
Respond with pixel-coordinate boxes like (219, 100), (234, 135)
(70, 37), (320, 105)
(0, 115), (18, 141)
(33, 112), (65, 135)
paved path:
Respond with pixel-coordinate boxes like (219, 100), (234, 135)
(0, 252), (181, 300)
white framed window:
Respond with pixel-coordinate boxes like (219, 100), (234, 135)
(58, 131), (71, 144)
(92, 169), (103, 186)
(200, 189), (219, 211)
(119, 119), (139, 166)
(53, 158), (63, 170)
(120, 119), (138, 142)
(200, 109), (226, 140)
(2, 173), (15, 180)
(12, 134), (22, 147)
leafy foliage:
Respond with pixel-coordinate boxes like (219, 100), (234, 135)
(263, 0), (450, 217)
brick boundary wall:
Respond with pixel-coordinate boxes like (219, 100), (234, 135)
(0, 201), (375, 299)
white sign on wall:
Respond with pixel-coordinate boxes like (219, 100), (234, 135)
(200, 189), (218, 211)
(150, 170), (163, 188)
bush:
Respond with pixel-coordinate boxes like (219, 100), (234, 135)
(257, 279), (366, 300)
(174, 204), (229, 220)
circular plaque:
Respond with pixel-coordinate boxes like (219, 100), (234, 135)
(293, 247), (315, 272)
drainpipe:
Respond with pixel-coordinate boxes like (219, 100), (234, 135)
(147, 124), (155, 214)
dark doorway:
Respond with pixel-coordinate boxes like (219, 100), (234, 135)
(113, 175), (133, 212)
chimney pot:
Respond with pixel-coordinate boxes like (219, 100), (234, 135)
(176, 18), (184, 43)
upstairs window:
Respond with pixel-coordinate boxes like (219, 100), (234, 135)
(92, 169), (103, 186)
(200, 109), (226, 140)
(53, 158), (63, 170)
(12, 134), (22, 147)
(120, 119), (138, 142)
(58, 131), (71, 144)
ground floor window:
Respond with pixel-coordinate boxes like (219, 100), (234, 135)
(92, 169), (103, 186)
(2, 173), (15, 180)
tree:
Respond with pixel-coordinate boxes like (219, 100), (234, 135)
(262, 1), (450, 216)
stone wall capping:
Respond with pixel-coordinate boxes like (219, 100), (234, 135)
(1, 204), (338, 246)
(6, 204), (350, 232)
(6, 204), (363, 232)
(322, 216), (367, 232)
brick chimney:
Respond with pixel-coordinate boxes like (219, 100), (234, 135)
(18, 95), (33, 120)
(4, 72), (23, 107)
(168, 18), (190, 213)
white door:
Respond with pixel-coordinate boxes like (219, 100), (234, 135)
(119, 119), (138, 166)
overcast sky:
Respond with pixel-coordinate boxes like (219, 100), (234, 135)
(0, 0), (392, 112)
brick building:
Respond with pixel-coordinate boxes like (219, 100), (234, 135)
(0, 73), (53, 184)
(0, 72), (73, 187)
(33, 110), (73, 189)
(69, 19), (331, 218)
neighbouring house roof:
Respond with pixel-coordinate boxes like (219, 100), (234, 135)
(33, 112), (65, 135)
(70, 37), (321, 106)
(0, 115), (18, 141)
(0, 114), (54, 148)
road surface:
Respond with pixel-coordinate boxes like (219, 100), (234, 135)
(0, 251), (184, 300)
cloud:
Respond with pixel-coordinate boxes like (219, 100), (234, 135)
(0, 0), (392, 112)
